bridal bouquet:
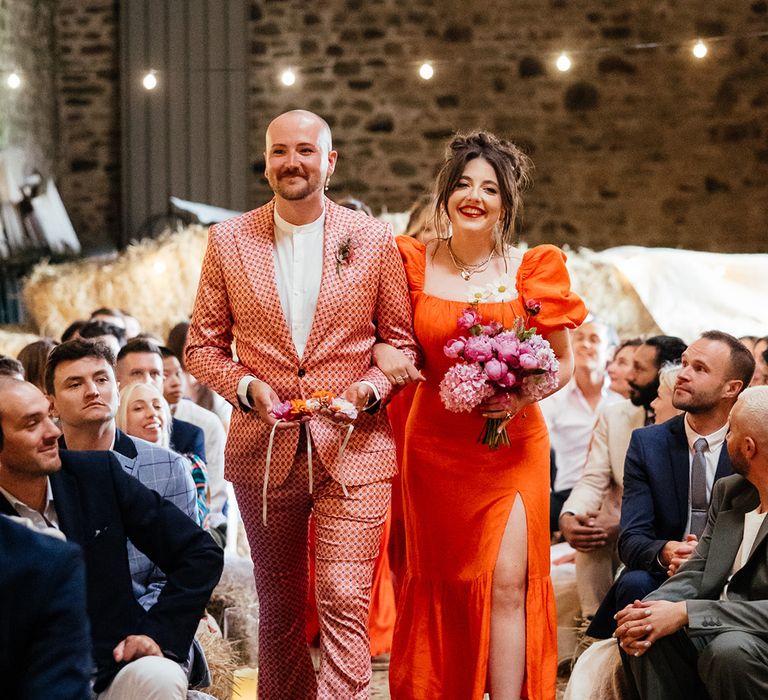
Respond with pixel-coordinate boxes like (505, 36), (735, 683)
(439, 299), (559, 448)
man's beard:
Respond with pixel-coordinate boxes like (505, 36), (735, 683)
(629, 376), (659, 408)
(728, 443), (750, 478)
(672, 386), (720, 415)
(267, 168), (322, 201)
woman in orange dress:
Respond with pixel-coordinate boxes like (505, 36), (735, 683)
(379, 132), (586, 699)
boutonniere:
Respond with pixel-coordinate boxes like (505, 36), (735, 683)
(335, 236), (356, 277)
(524, 298), (542, 316)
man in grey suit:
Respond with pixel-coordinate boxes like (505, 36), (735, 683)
(616, 385), (768, 700)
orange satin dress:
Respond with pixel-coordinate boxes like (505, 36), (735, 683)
(389, 236), (587, 700)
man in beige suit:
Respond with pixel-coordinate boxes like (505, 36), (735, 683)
(559, 335), (686, 617)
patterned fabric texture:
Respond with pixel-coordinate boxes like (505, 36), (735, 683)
(185, 198), (420, 488)
(111, 430), (198, 610)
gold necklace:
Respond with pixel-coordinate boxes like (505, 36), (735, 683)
(446, 238), (496, 281)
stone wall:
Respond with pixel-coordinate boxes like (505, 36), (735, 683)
(54, 0), (120, 252)
(3, 0), (768, 253)
(248, 0), (768, 253)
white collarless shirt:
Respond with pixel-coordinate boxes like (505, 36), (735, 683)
(683, 416), (728, 535)
(272, 207), (325, 359)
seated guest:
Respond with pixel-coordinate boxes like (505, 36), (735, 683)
(45, 340), (198, 601)
(541, 316), (622, 533)
(90, 306), (127, 331)
(0, 354), (24, 379)
(650, 362), (684, 424)
(120, 309), (142, 339)
(0, 377), (223, 698)
(166, 321), (232, 431)
(116, 338), (206, 460)
(561, 335), (686, 622)
(79, 318), (128, 357)
(591, 331), (754, 637)
(617, 386), (768, 700)
(749, 335), (768, 386)
(0, 514), (91, 699)
(61, 318), (87, 342)
(17, 338), (58, 391)
(605, 337), (642, 399)
(160, 346), (227, 529)
(116, 381), (211, 529)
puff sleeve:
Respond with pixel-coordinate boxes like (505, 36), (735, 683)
(395, 235), (426, 296)
(516, 244), (587, 335)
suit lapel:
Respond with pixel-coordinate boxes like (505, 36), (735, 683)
(302, 199), (348, 360)
(235, 202), (298, 362)
(0, 493), (16, 516)
(50, 467), (86, 546)
(668, 415), (691, 528)
(702, 500), (749, 592)
(714, 442), (732, 481)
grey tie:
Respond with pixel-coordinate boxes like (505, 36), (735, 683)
(690, 437), (709, 537)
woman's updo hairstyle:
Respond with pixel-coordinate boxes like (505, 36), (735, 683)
(433, 131), (533, 247)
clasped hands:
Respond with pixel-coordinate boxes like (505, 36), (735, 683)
(614, 599), (688, 657)
(113, 634), (162, 663)
(559, 510), (619, 551)
(247, 379), (371, 428)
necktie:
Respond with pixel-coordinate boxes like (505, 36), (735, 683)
(690, 437), (709, 537)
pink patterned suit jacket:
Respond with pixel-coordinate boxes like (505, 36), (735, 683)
(186, 198), (420, 488)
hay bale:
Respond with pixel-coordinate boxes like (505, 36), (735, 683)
(22, 225), (209, 340)
(0, 327), (41, 358)
(208, 553), (258, 629)
(196, 616), (238, 700)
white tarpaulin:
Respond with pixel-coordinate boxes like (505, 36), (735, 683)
(591, 246), (768, 342)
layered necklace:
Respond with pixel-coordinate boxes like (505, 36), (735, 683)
(446, 237), (497, 281)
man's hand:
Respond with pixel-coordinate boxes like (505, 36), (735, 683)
(666, 534), (698, 576)
(660, 534), (698, 575)
(322, 382), (374, 425)
(559, 511), (609, 551)
(247, 379), (305, 429)
(614, 600), (688, 657)
(113, 635), (163, 663)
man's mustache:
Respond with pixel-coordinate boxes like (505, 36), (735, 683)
(278, 167), (306, 179)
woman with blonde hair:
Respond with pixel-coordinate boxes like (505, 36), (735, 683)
(651, 362), (683, 424)
(116, 381), (211, 527)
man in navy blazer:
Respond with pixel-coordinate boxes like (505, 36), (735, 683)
(0, 377), (223, 697)
(589, 331), (754, 637)
(0, 515), (91, 700)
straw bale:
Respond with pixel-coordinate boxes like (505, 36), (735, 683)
(20, 219), (656, 344)
(195, 617), (238, 700)
(0, 327), (41, 358)
(22, 225), (209, 340)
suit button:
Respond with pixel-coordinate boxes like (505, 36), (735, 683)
(298, 368), (306, 378)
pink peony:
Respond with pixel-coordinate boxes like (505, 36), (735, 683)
(525, 298), (542, 316)
(484, 358), (508, 382)
(496, 371), (518, 388)
(494, 335), (520, 364)
(483, 321), (503, 336)
(519, 352), (541, 370)
(463, 335), (495, 363)
(457, 308), (482, 331)
(444, 337), (467, 359)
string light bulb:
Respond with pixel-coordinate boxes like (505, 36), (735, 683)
(418, 62), (434, 80)
(692, 39), (708, 59)
(280, 69), (297, 86)
(6, 71), (21, 89)
(142, 70), (158, 90)
(556, 52), (572, 72)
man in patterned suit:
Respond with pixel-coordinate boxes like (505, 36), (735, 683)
(186, 109), (419, 698)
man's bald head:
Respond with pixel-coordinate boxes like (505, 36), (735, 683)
(266, 110), (333, 153)
(264, 110), (337, 205)
(728, 386), (768, 481)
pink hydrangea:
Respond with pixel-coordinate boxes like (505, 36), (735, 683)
(439, 363), (494, 412)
